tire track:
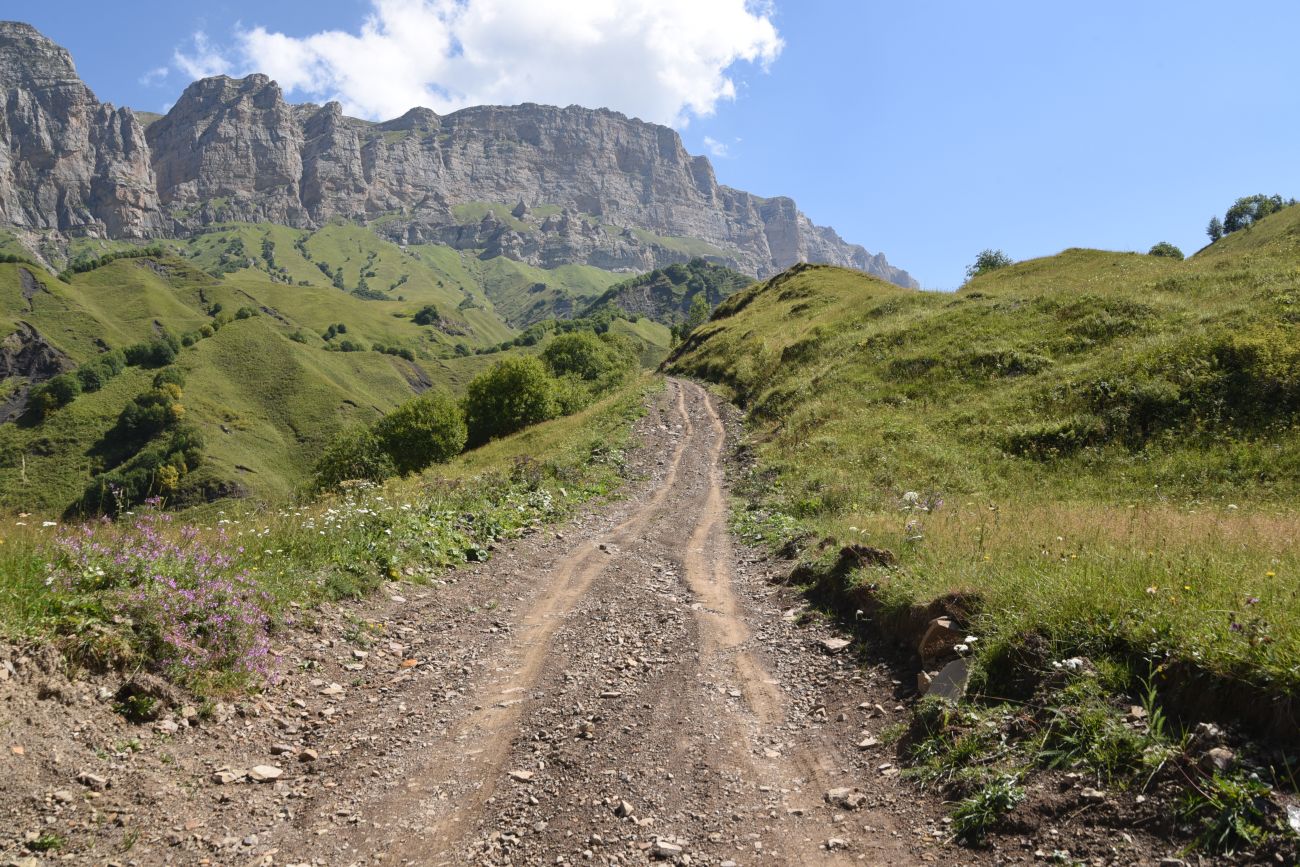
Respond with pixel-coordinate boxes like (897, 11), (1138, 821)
(309, 381), (699, 862)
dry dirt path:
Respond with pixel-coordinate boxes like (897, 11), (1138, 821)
(270, 379), (933, 864)
(2, 379), (961, 866)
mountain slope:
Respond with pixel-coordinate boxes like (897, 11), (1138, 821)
(0, 248), (523, 512)
(0, 21), (916, 287)
(668, 205), (1300, 706)
(582, 258), (753, 326)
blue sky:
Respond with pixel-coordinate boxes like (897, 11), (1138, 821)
(9, 1), (1298, 289)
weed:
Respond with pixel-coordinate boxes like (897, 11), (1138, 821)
(1179, 773), (1278, 854)
(26, 833), (64, 852)
(950, 774), (1025, 844)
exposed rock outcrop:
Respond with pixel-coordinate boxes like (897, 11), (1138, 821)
(0, 21), (161, 238)
(0, 320), (73, 422)
(0, 22), (917, 287)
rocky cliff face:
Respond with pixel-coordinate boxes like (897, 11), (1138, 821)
(0, 22), (916, 287)
(0, 21), (161, 238)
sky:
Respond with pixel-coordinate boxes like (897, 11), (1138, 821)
(8, 0), (1299, 289)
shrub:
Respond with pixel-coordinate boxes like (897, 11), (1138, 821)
(152, 367), (186, 389)
(73, 424), (204, 516)
(1148, 241), (1184, 260)
(30, 372), (81, 418)
(464, 356), (558, 446)
(312, 427), (396, 492)
(542, 331), (627, 382)
(124, 336), (178, 368)
(50, 507), (273, 686)
(73, 350), (127, 394)
(76, 364), (108, 392)
(413, 305), (440, 326)
(965, 249), (1014, 280)
(374, 391), (467, 475)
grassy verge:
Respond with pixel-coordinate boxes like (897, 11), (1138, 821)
(668, 219), (1300, 853)
(0, 377), (658, 694)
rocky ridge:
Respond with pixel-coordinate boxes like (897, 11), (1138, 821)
(0, 22), (161, 239)
(0, 20), (916, 287)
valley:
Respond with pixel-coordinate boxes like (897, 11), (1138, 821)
(1, 11), (1299, 867)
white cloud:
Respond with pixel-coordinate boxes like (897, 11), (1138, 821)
(176, 0), (782, 126)
(703, 136), (729, 158)
(173, 31), (232, 80)
(139, 66), (171, 87)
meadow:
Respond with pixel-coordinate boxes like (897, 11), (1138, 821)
(0, 378), (655, 694)
(671, 206), (1300, 703)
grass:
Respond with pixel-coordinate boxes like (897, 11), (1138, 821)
(669, 205), (1300, 701)
(0, 217), (670, 512)
(0, 376), (657, 690)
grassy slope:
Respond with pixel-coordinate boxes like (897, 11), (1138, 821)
(0, 217), (669, 512)
(0, 256), (445, 511)
(669, 207), (1300, 694)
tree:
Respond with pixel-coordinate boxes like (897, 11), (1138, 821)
(464, 356), (558, 446)
(311, 427), (396, 492)
(29, 373), (81, 419)
(1222, 194), (1293, 233)
(1207, 216), (1224, 242)
(673, 294), (713, 344)
(543, 332), (629, 382)
(412, 305), (440, 326)
(1147, 241), (1184, 260)
(373, 390), (467, 475)
(965, 249), (1013, 280)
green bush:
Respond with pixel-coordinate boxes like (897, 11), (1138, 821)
(464, 356), (558, 446)
(311, 427), (396, 492)
(124, 335), (178, 368)
(152, 367), (186, 389)
(73, 424), (204, 516)
(1148, 241), (1184, 260)
(542, 331), (628, 382)
(374, 391), (467, 475)
(30, 372), (81, 418)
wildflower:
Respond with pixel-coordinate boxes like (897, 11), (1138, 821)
(1265, 570), (1276, 578)
(1146, 586), (1158, 595)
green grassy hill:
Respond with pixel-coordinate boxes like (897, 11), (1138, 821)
(669, 205), (1300, 710)
(0, 220), (672, 512)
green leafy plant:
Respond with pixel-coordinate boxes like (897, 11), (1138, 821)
(1179, 773), (1277, 854)
(950, 774), (1025, 843)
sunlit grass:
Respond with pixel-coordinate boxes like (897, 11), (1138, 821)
(0, 378), (656, 689)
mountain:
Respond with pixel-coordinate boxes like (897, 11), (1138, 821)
(0, 22), (161, 239)
(0, 21), (916, 287)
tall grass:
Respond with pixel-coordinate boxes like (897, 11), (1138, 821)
(674, 207), (1300, 693)
(0, 379), (654, 692)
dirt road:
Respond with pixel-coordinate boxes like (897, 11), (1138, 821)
(269, 379), (924, 865)
(1, 380), (950, 865)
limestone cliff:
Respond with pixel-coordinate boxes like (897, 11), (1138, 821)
(0, 21), (161, 238)
(0, 23), (916, 287)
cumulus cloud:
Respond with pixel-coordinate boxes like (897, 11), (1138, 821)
(175, 0), (782, 126)
(703, 136), (730, 157)
(173, 32), (232, 80)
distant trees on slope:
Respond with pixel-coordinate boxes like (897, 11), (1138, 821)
(1207, 194), (1296, 241)
(965, 249), (1013, 280)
